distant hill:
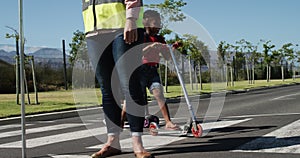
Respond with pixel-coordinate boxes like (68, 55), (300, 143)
(28, 48), (64, 59)
(0, 44), (43, 53)
(0, 49), (16, 64)
(0, 45), (70, 68)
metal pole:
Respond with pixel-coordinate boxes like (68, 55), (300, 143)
(62, 40), (68, 90)
(19, 0), (27, 157)
(16, 38), (20, 104)
(16, 55), (20, 104)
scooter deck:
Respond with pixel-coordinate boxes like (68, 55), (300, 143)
(148, 122), (196, 137)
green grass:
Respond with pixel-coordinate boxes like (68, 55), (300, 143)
(0, 90), (101, 118)
(0, 78), (299, 118)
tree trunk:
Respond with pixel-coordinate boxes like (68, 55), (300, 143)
(281, 65), (284, 81)
(31, 57), (39, 104)
(181, 56), (185, 83)
(266, 64), (269, 82)
(198, 63), (202, 90)
(269, 65), (271, 82)
(194, 68), (198, 91)
(225, 64), (228, 86)
(230, 65), (234, 86)
(246, 59), (250, 84)
(252, 62), (255, 84)
(24, 69), (31, 104)
(189, 57), (193, 90)
(293, 69), (296, 80)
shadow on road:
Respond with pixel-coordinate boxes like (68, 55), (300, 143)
(152, 124), (300, 156)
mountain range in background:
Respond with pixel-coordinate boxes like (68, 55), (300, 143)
(0, 44), (70, 68)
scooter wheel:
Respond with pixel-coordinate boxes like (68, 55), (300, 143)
(144, 115), (159, 128)
(149, 122), (159, 136)
(191, 123), (203, 138)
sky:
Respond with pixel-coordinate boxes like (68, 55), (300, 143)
(0, 0), (300, 51)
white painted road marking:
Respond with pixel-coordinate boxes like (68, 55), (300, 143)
(0, 126), (106, 148)
(0, 124), (34, 131)
(233, 119), (300, 153)
(271, 92), (300, 101)
(223, 113), (300, 119)
(49, 154), (91, 158)
(3, 116), (299, 157)
(88, 118), (251, 152)
(0, 123), (87, 139)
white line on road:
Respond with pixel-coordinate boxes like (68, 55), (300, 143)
(233, 119), (300, 154)
(270, 92), (300, 101)
(0, 126), (106, 148)
(88, 118), (251, 152)
(0, 123), (87, 139)
(0, 124), (34, 131)
(223, 113), (300, 119)
(49, 154), (91, 158)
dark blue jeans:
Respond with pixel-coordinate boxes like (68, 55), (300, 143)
(86, 29), (146, 134)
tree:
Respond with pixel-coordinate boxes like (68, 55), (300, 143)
(69, 30), (93, 88)
(217, 41), (227, 82)
(236, 39), (252, 84)
(283, 43), (296, 80)
(182, 34), (208, 90)
(69, 30), (87, 65)
(145, 0), (187, 25)
(245, 40), (261, 84)
(276, 43), (293, 81)
(217, 41), (235, 86)
(296, 46), (300, 71)
(262, 40), (275, 82)
(146, 0), (187, 39)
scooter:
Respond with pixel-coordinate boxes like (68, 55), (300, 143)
(149, 45), (203, 138)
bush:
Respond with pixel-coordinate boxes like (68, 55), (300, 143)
(0, 65), (15, 93)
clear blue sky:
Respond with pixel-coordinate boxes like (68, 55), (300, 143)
(0, 0), (299, 50)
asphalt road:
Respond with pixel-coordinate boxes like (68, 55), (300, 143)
(0, 84), (300, 158)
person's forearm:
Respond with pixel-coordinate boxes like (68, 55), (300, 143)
(125, 0), (142, 20)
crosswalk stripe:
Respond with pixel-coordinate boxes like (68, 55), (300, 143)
(0, 126), (107, 148)
(48, 154), (91, 158)
(88, 118), (251, 152)
(0, 123), (87, 139)
(233, 119), (300, 153)
(0, 124), (34, 131)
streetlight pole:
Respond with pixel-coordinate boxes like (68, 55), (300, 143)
(19, 0), (27, 157)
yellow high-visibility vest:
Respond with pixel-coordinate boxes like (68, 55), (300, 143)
(82, 0), (144, 33)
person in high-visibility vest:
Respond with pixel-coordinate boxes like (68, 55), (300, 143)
(82, 0), (154, 158)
